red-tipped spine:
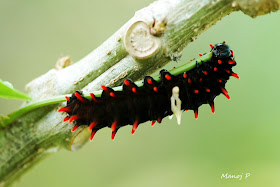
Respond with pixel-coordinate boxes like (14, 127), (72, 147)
(153, 87), (158, 92)
(72, 125), (79, 132)
(147, 78), (153, 84)
(63, 116), (70, 122)
(225, 69), (230, 74)
(111, 121), (118, 140)
(218, 60), (222, 64)
(69, 115), (80, 123)
(65, 96), (70, 101)
(58, 107), (71, 113)
(110, 92), (116, 97)
(74, 92), (87, 103)
(90, 130), (96, 141)
(210, 44), (213, 48)
(221, 88), (230, 100)
(132, 120), (139, 134)
(224, 94), (230, 100)
(111, 131), (117, 140)
(101, 85), (108, 91)
(124, 79), (130, 86)
(111, 121), (117, 132)
(199, 53), (202, 56)
(90, 93), (98, 102)
(231, 73), (240, 79)
(157, 117), (162, 124)
(132, 87), (137, 93)
(194, 109), (198, 119)
(183, 72), (187, 78)
(210, 103), (215, 113)
(88, 121), (97, 131)
(165, 74), (172, 80)
(151, 121), (156, 126)
(221, 87), (228, 95)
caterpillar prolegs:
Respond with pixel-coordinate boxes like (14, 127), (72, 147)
(58, 43), (239, 141)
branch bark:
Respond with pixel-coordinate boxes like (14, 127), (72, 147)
(0, 0), (279, 185)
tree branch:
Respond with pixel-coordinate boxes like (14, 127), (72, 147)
(0, 0), (279, 185)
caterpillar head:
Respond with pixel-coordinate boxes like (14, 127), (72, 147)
(212, 43), (231, 58)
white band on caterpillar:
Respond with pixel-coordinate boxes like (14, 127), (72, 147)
(170, 86), (183, 125)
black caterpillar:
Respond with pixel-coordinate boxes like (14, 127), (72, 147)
(58, 43), (239, 141)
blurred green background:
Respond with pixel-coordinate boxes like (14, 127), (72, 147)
(0, 0), (280, 187)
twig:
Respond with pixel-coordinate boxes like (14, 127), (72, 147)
(0, 0), (279, 185)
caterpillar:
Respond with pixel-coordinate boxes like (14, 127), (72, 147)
(58, 43), (239, 141)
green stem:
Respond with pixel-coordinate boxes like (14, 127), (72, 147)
(1, 52), (212, 127)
